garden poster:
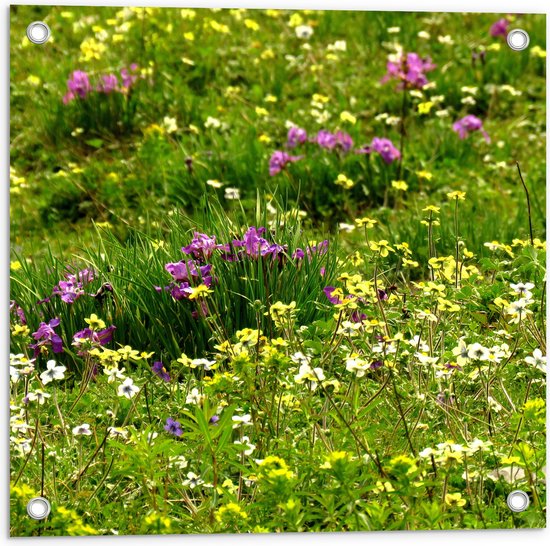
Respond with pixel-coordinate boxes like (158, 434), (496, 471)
(9, 5), (546, 536)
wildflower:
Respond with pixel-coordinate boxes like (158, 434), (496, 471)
(162, 116), (178, 133)
(234, 436), (256, 456)
(345, 356), (370, 377)
(268, 151), (303, 176)
(467, 342), (489, 361)
(26, 390), (51, 405)
(232, 414), (253, 428)
(369, 240), (395, 257)
(216, 502), (249, 522)
(117, 377), (140, 399)
(185, 388), (204, 405)
(30, 318), (63, 355)
(295, 25), (314, 39)
(40, 360), (66, 385)
(445, 492), (467, 507)
(381, 51), (436, 89)
(183, 472), (204, 488)
(63, 70), (91, 103)
(104, 365), (125, 383)
(417, 101), (434, 114)
(506, 298), (533, 324)
(357, 137), (401, 164)
(340, 111), (357, 124)
(294, 363), (326, 391)
(164, 417), (183, 437)
(286, 127), (307, 148)
(525, 349), (546, 373)
(447, 191), (466, 200)
(335, 173), (354, 189)
(392, 180), (408, 191)
(355, 217), (377, 229)
(72, 424), (92, 436)
(510, 282), (534, 299)
(490, 18), (509, 39)
(187, 284), (213, 300)
(152, 361), (171, 382)
(452, 115), (490, 143)
(224, 187), (240, 200)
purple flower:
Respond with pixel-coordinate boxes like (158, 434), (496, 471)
(63, 70), (91, 103)
(182, 233), (218, 260)
(269, 151), (303, 176)
(452, 115), (490, 143)
(358, 137), (401, 164)
(164, 417), (183, 437)
(52, 268), (95, 304)
(370, 360), (384, 370)
(120, 65), (139, 90)
(287, 127), (308, 148)
(209, 415), (220, 425)
(335, 131), (353, 152)
(382, 52), (436, 90)
(30, 318), (63, 355)
(152, 361), (171, 382)
(97, 74), (118, 93)
(490, 18), (509, 38)
(315, 130), (337, 149)
(165, 260), (212, 285)
(10, 300), (26, 325)
(73, 325), (116, 348)
(323, 286), (342, 305)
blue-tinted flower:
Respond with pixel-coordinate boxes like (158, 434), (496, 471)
(152, 361), (171, 382)
(164, 417), (183, 437)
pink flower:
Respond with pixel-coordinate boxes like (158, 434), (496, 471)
(452, 115), (490, 143)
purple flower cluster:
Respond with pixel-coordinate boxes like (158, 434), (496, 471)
(381, 52), (436, 90)
(30, 318), (63, 356)
(287, 127), (308, 148)
(52, 268), (95, 304)
(452, 115), (490, 143)
(157, 258), (213, 301)
(63, 64), (140, 104)
(357, 137), (401, 164)
(315, 130), (354, 151)
(490, 18), (509, 39)
(269, 151), (304, 176)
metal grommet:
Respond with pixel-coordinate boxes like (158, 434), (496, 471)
(26, 21), (51, 44)
(507, 490), (530, 512)
(507, 29), (530, 51)
(26, 496), (51, 520)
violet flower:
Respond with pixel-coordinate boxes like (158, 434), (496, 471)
(357, 137), (401, 164)
(164, 417), (183, 437)
(63, 70), (92, 103)
(269, 151), (303, 176)
(287, 127), (307, 148)
(490, 18), (509, 38)
(152, 361), (171, 382)
(97, 74), (118, 93)
(452, 115), (490, 143)
(381, 52), (436, 90)
(30, 318), (63, 355)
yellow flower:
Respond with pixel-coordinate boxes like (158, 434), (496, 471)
(216, 502), (248, 522)
(264, 94), (278, 103)
(422, 205), (440, 213)
(260, 49), (275, 60)
(244, 19), (260, 31)
(340, 111), (357, 124)
(188, 284), (213, 300)
(417, 101), (434, 114)
(369, 240), (394, 257)
(355, 217), (377, 229)
(26, 75), (41, 86)
(288, 13), (304, 27)
(391, 180), (408, 191)
(84, 314), (106, 331)
(79, 38), (106, 62)
(335, 174), (354, 189)
(447, 191), (466, 200)
(10, 260), (22, 271)
(445, 492), (466, 507)
(184, 32), (194, 41)
(530, 45), (546, 58)
(416, 170), (433, 180)
(255, 106), (269, 117)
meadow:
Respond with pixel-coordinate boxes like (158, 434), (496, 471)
(9, 5), (547, 535)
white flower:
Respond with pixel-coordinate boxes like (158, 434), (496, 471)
(117, 377), (140, 399)
(26, 390), (51, 405)
(183, 471), (204, 489)
(104, 366), (126, 383)
(206, 179), (223, 188)
(72, 423), (92, 436)
(467, 342), (489, 361)
(290, 351), (310, 366)
(234, 436), (256, 456)
(467, 438), (492, 454)
(337, 321), (361, 337)
(452, 339), (471, 365)
(438, 35), (454, 45)
(40, 360), (66, 385)
(525, 348), (546, 373)
(409, 335), (429, 353)
(107, 427), (128, 439)
(345, 357), (369, 378)
(338, 222), (355, 233)
(170, 455), (189, 469)
(224, 187), (240, 200)
(204, 116), (221, 129)
(487, 396), (503, 412)
(327, 40), (346, 52)
(232, 414), (253, 428)
(295, 25), (314, 40)
(162, 116), (178, 133)
(189, 358), (216, 371)
(510, 282), (534, 299)
(419, 447), (435, 458)
(185, 387), (204, 405)
(294, 363), (325, 391)
(506, 298), (533, 324)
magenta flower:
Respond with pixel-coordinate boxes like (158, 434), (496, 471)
(164, 417), (183, 437)
(72, 325), (116, 351)
(165, 260), (212, 285)
(120, 65), (139, 89)
(335, 131), (353, 152)
(315, 130), (337, 149)
(452, 115), (490, 143)
(382, 52), (436, 90)
(30, 318), (63, 355)
(97, 74), (118, 93)
(269, 151), (303, 176)
(287, 127), (308, 148)
(182, 233), (219, 259)
(357, 137), (401, 164)
(490, 18), (509, 38)
(63, 70), (92, 103)
(52, 268), (95, 304)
